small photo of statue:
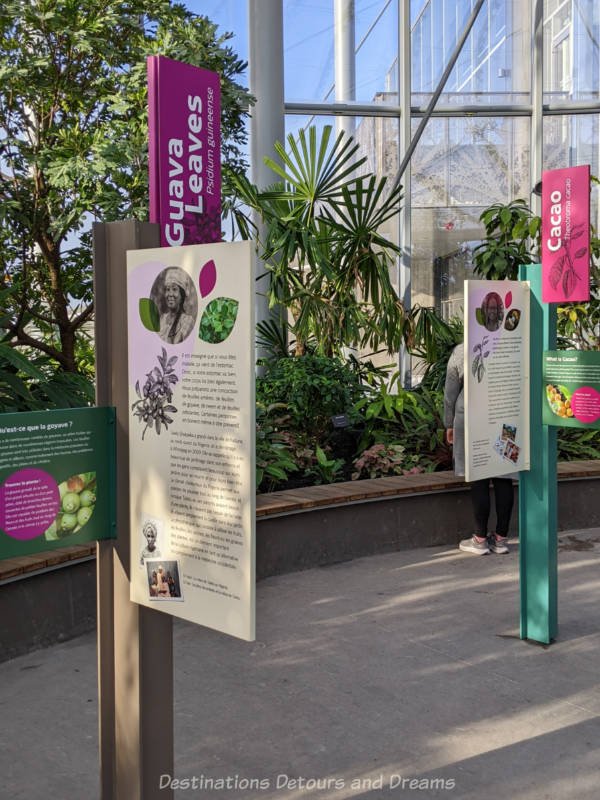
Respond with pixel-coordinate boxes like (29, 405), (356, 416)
(150, 266), (198, 345)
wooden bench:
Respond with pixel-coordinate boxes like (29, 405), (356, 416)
(3, 460), (600, 582)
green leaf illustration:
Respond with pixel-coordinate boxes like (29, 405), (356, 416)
(475, 307), (485, 326)
(199, 297), (239, 343)
(139, 298), (160, 332)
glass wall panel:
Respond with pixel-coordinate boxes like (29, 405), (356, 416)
(354, 1), (399, 102)
(284, 1), (399, 105)
(411, 0), (531, 106)
(284, 0), (334, 102)
(410, 116), (530, 319)
(543, 0), (600, 103)
(543, 114), (600, 226)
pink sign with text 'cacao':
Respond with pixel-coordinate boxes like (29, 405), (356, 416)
(148, 55), (221, 247)
(542, 164), (590, 303)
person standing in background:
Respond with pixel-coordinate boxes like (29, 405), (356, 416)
(444, 342), (514, 555)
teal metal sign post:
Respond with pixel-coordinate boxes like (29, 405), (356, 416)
(518, 264), (557, 643)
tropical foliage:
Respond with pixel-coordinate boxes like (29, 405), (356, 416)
(232, 125), (411, 357)
(0, 0), (251, 410)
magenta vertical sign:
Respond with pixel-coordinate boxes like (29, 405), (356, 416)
(542, 164), (590, 303)
(148, 55), (221, 246)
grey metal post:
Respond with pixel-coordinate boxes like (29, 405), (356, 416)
(93, 221), (174, 800)
(398, 0), (412, 387)
(334, 0), (356, 138)
(248, 0), (285, 360)
(530, 0), (544, 217)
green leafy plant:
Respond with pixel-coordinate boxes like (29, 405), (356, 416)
(472, 200), (540, 280)
(0, 2), (251, 386)
(557, 428), (600, 461)
(392, 387), (451, 471)
(199, 297), (239, 343)
(354, 374), (414, 421)
(408, 306), (463, 391)
(0, 343), (93, 412)
(257, 354), (364, 436)
(255, 403), (299, 491)
(307, 445), (345, 485)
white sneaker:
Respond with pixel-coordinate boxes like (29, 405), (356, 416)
(459, 536), (490, 555)
(488, 534), (509, 554)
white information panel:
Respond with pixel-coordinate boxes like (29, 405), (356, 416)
(127, 241), (255, 641)
(464, 280), (530, 483)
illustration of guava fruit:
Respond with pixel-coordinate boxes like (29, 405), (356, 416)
(77, 506), (94, 527)
(62, 492), (81, 513)
(66, 474), (86, 493)
(59, 513), (78, 534)
(80, 489), (96, 507)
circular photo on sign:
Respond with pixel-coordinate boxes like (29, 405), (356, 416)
(150, 267), (198, 345)
(481, 291), (504, 332)
(504, 308), (521, 331)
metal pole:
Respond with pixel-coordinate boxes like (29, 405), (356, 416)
(530, 0), (544, 216)
(390, 0), (486, 192)
(248, 0), (285, 362)
(94, 221), (174, 800)
(398, 0), (412, 387)
(334, 0), (356, 138)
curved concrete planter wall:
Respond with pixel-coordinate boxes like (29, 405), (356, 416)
(2, 462), (600, 659)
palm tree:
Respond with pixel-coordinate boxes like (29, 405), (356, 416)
(232, 125), (411, 357)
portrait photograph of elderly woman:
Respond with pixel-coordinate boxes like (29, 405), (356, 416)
(150, 266), (198, 345)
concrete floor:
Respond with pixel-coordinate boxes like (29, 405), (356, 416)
(1, 528), (599, 799)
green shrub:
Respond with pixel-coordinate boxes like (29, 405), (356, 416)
(255, 403), (298, 491)
(557, 428), (600, 461)
(256, 355), (364, 436)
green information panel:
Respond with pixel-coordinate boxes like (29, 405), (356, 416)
(543, 351), (600, 429)
(0, 407), (116, 560)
